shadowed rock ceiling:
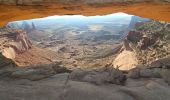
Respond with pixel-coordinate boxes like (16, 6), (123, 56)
(0, 1), (170, 26)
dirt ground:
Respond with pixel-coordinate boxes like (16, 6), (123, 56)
(0, 2), (170, 26)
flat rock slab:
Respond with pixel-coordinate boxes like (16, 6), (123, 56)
(0, 73), (170, 100)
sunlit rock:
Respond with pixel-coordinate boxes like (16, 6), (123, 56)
(113, 50), (138, 71)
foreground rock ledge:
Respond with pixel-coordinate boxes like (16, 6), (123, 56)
(0, 72), (170, 100)
(1, 52), (170, 100)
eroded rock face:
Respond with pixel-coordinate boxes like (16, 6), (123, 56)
(11, 29), (32, 52)
(0, 53), (16, 68)
(113, 50), (138, 71)
(113, 20), (170, 71)
(126, 29), (156, 50)
(138, 36), (156, 50)
(0, 28), (32, 59)
(127, 30), (143, 43)
(2, 47), (16, 59)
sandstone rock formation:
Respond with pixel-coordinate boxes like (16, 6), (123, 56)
(0, 28), (32, 59)
(0, 52), (16, 68)
(0, 27), (59, 66)
(113, 50), (138, 71)
(127, 30), (143, 42)
(0, 0), (170, 5)
(113, 20), (170, 71)
(113, 38), (138, 71)
(2, 47), (16, 59)
(112, 16), (151, 71)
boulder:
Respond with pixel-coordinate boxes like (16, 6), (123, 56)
(0, 53), (16, 68)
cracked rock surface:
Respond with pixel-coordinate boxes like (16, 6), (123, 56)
(0, 73), (170, 100)
(0, 61), (170, 100)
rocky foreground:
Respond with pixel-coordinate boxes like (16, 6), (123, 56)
(0, 55), (170, 100)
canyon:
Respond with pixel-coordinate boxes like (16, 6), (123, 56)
(0, 1), (170, 100)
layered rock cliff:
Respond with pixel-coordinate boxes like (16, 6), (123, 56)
(0, 27), (32, 59)
(0, 27), (58, 66)
(113, 20), (170, 71)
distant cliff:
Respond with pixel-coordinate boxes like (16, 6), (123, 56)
(128, 16), (149, 29)
(7, 21), (36, 33)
